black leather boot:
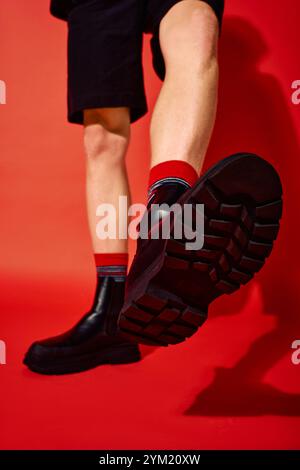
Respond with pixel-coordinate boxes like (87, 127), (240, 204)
(24, 275), (141, 375)
(119, 153), (283, 346)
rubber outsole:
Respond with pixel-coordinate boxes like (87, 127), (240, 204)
(118, 153), (283, 346)
(23, 345), (141, 375)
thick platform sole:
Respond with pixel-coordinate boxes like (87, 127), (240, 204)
(119, 153), (283, 346)
(23, 344), (141, 375)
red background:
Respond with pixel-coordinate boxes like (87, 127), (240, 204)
(1, 0), (300, 449)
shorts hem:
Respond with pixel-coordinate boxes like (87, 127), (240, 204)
(68, 92), (148, 125)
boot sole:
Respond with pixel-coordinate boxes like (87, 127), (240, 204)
(119, 153), (283, 346)
(23, 345), (141, 375)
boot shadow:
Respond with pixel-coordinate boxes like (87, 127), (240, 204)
(186, 16), (300, 417)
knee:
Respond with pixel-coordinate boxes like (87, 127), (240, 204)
(160, 1), (219, 72)
(83, 108), (130, 168)
(84, 125), (129, 168)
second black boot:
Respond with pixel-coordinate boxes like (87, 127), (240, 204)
(24, 263), (141, 375)
(119, 153), (283, 346)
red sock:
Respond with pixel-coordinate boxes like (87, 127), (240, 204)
(148, 160), (198, 190)
(94, 253), (128, 277)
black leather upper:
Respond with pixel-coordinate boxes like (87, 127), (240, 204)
(144, 180), (189, 236)
(126, 181), (189, 292)
(25, 276), (135, 363)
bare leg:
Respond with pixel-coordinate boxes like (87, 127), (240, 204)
(84, 107), (131, 253)
(150, 0), (219, 173)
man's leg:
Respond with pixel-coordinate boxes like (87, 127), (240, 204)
(150, 0), (219, 173)
(119, 1), (283, 347)
(145, 1), (219, 232)
(24, 107), (141, 375)
(84, 107), (130, 254)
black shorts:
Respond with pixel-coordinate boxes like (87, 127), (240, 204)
(66, 0), (225, 124)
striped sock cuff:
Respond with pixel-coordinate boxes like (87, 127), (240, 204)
(97, 265), (127, 279)
(148, 177), (191, 201)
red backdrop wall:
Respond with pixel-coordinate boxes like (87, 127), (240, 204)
(0, 0), (300, 450)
